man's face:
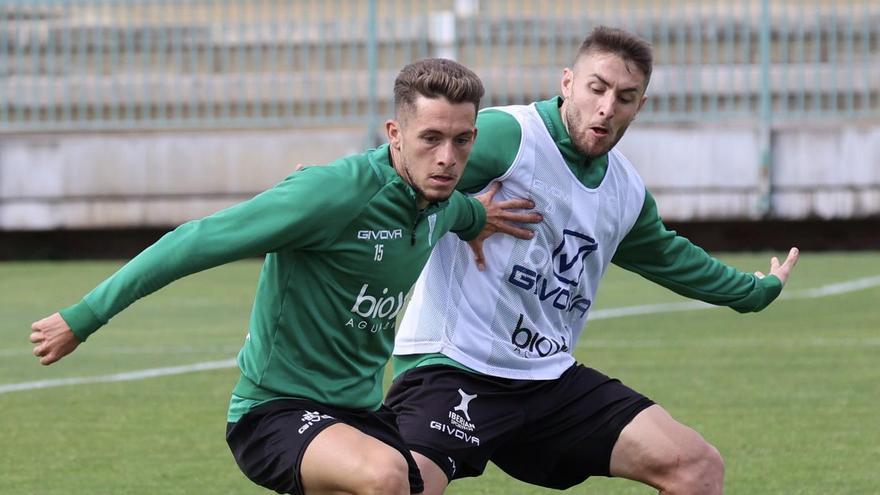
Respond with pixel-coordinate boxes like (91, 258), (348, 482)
(387, 95), (477, 208)
(560, 51), (647, 158)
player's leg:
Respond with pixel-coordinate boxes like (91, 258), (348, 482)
(384, 365), (525, 495)
(409, 452), (449, 495)
(488, 364), (654, 490)
(301, 422), (411, 495)
(227, 399), (420, 495)
(609, 404), (724, 495)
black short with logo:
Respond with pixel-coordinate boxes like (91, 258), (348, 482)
(226, 398), (424, 495)
(384, 363), (654, 490)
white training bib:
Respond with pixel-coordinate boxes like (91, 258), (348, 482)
(395, 103), (646, 379)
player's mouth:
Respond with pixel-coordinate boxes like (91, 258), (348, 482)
(589, 125), (610, 138)
(428, 174), (457, 187)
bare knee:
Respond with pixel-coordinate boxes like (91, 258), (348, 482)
(300, 424), (413, 495)
(353, 449), (410, 495)
(610, 406), (724, 495)
(666, 440), (724, 495)
(631, 435), (724, 494)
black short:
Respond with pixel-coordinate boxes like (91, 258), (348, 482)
(226, 398), (424, 495)
(384, 363), (654, 490)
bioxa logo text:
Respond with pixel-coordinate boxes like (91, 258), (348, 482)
(510, 313), (568, 357)
(347, 283), (406, 333)
(350, 284), (405, 319)
(507, 229), (595, 318)
(357, 229), (403, 240)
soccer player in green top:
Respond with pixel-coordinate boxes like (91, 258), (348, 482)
(28, 58), (541, 495)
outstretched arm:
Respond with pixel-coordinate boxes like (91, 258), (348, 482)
(613, 192), (798, 312)
(468, 181), (543, 271)
(30, 163), (366, 363)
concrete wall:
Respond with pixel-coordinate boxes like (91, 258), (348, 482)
(0, 127), (364, 229)
(1, 123), (878, 230)
(618, 124), (880, 221)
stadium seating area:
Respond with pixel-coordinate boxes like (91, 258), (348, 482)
(1, 0), (878, 130)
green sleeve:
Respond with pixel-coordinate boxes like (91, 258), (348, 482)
(612, 191), (783, 313)
(457, 109), (523, 193)
(449, 194), (487, 241)
(59, 163), (372, 341)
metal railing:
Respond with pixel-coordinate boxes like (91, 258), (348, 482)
(1, 0), (878, 132)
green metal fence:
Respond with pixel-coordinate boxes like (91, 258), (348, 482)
(1, 0), (878, 132)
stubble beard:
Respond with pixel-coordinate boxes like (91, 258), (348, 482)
(400, 158), (452, 207)
(564, 102), (627, 159)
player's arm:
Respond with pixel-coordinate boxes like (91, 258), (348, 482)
(455, 109), (522, 193)
(454, 109), (544, 268)
(612, 191), (798, 312)
(31, 164), (365, 364)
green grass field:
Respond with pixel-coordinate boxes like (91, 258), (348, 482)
(2, 252), (878, 494)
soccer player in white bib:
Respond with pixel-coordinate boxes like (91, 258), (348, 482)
(386, 26), (799, 495)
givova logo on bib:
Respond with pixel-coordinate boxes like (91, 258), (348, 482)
(346, 283), (405, 333)
(508, 228), (597, 318)
(551, 229), (598, 287)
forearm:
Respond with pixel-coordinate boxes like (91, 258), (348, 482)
(59, 163), (366, 341)
(451, 195), (488, 241)
(60, 216), (264, 340)
(613, 192), (782, 312)
(60, 182), (312, 340)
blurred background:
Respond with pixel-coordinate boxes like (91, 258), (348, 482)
(1, 0), (878, 259)
(1, 4), (878, 494)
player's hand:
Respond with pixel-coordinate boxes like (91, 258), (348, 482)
(30, 312), (81, 365)
(469, 182), (543, 271)
(754, 247), (800, 286)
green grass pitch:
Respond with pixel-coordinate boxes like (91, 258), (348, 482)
(1, 251), (878, 494)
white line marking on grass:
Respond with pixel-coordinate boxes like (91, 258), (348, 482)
(0, 359), (236, 395)
(784, 274), (880, 299)
(582, 336), (880, 349)
(590, 274), (880, 321)
(0, 345), (241, 358)
(590, 300), (712, 320)
(2, 274), (878, 395)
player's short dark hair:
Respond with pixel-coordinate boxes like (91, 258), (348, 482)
(393, 58), (484, 119)
(576, 26), (653, 89)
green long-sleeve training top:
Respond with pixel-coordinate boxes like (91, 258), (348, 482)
(59, 144), (486, 421)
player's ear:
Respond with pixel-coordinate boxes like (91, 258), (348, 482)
(561, 67), (574, 99)
(386, 119), (402, 150)
(636, 94), (648, 114)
